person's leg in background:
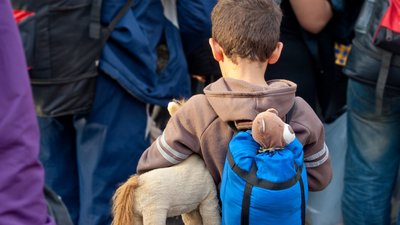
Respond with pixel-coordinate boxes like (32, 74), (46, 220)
(74, 72), (150, 225)
(342, 79), (400, 225)
(38, 116), (80, 224)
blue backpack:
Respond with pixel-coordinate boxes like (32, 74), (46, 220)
(220, 108), (308, 225)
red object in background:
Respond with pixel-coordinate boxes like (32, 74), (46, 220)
(13, 9), (34, 23)
(380, 0), (400, 32)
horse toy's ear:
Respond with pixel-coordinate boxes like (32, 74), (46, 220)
(167, 99), (186, 116)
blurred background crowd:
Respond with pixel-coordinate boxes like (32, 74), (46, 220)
(1, 0), (400, 225)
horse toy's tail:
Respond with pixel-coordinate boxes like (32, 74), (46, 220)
(112, 175), (139, 225)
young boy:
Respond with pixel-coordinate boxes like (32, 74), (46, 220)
(137, 0), (332, 192)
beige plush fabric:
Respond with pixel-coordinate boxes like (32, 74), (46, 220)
(112, 154), (220, 225)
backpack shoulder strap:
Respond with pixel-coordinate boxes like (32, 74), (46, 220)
(44, 185), (74, 225)
(100, 0), (134, 46)
(90, 0), (103, 39)
(227, 121), (238, 134)
(285, 101), (296, 124)
(227, 101), (297, 133)
(375, 50), (392, 114)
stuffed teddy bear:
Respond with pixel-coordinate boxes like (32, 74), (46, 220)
(251, 108), (296, 152)
(111, 101), (221, 225)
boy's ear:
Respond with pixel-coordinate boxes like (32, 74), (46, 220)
(268, 42), (283, 65)
(209, 38), (224, 62)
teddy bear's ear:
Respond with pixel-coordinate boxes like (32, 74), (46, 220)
(266, 108), (278, 115)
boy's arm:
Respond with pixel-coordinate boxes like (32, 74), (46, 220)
(301, 128), (332, 191)
(137, 98), (202, 174)
(292, 98), (332, 191)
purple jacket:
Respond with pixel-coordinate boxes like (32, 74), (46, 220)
(0, 1), (53, 224)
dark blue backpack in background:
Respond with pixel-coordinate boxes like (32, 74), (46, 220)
(12, 0), (132, 117)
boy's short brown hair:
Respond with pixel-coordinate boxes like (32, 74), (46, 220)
(211, 0), (282, 63)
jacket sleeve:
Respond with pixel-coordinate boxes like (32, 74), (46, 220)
(291, 98), (333, 191)
(0, 2), (54, 225)
(177, 0), (216, 54)
(136, 97), (203, 174)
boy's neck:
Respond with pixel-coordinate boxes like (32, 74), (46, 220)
(219, 57), (269, 86)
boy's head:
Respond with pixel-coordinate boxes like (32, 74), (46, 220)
(210, 0), (282, 64)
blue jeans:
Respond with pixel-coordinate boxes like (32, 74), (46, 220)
(39, 74), (150, 225)
(342, 79), (400, 225)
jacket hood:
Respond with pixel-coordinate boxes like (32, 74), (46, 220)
(204, 78), (297, 127)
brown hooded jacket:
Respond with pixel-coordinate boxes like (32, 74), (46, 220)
(137, 77), (332, 191)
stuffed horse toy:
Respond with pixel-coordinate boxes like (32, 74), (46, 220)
(111, 101), (221, 225)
